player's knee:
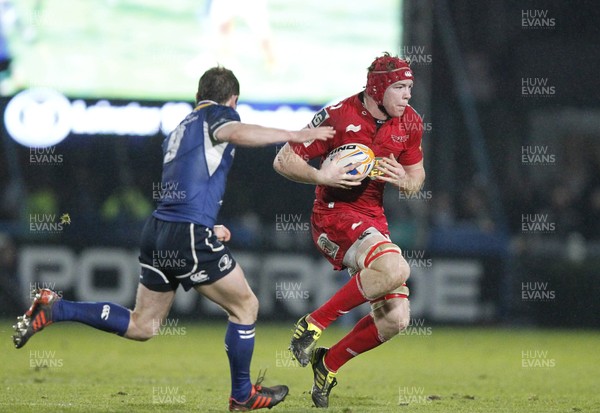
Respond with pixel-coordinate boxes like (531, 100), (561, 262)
(248, 293), (259, 320)
(372, 251), (409, 291)
(388, 256), (410, 290)
(231, 290), (259, 323)
(398, 256), (410, 284)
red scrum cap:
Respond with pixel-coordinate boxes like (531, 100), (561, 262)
(366, 53), (413, 105)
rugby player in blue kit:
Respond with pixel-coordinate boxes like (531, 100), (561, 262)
(12, 66), (334, 411)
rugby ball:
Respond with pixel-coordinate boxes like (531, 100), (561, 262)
(326, 143), (375, 177)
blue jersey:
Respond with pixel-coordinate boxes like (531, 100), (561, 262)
(153, 100), (239, 227)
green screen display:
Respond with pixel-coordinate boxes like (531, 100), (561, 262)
(3, 0), (400, 104)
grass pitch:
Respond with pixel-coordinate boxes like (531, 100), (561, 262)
(0, 321), (599, 412)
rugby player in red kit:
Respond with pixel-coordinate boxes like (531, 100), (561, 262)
(274, 52), (425, 408)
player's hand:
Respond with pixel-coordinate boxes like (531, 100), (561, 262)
(373, 153), (407, 188)
(289, 126), (335, 143)
(214, 225), (231, 242)
(317, 154), (364, 189)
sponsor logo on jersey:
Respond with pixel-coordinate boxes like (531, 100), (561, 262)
(346, 124), (361, 133)
(369, 157), (384, 179)
(328, 143), (360, 157)
(317, 233), (340, 259)
(351, 221), (363, 230)
(190, 270), (209, 283)
(310, 108), (329, 128)
(218, 254), (233, 272)
(392, 135), (409, 143)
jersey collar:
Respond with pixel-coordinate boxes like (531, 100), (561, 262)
(194, 100), (219, 111)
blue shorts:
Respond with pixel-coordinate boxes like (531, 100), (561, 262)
(138, 216), (236, 292)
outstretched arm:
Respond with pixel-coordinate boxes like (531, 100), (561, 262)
(215, 123), (334, 147)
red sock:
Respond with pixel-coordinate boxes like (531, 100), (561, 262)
(324, 314), (384, 372)
(310, 274), (368, 329)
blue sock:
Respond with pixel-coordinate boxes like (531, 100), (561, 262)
(52, 300), (130, 336)
(225, 321), (255, 401)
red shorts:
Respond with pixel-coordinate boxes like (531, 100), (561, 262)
(311, 208), (390, 270)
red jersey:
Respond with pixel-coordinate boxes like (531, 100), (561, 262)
(290, 93), (424, 217)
